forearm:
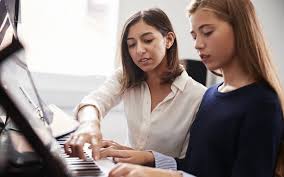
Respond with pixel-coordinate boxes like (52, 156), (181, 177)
(155, 169), (183, 177)
(167, 170), (195, 177)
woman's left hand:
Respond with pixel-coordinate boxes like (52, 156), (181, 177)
(108, 163), (182, 177)
(100, 140), (133, 150)
(100, 148), (155, 166)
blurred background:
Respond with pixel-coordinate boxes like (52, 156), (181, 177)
(1, 0), (284, 143)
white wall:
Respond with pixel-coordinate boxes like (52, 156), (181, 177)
(253, 0), (284, 85)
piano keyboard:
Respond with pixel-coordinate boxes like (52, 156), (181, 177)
(56, 135), (105, 177)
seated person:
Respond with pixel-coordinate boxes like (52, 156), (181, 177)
(64, 8), (206, 160)
(105, 0), (284, 177)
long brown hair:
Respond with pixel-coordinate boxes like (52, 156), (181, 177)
(187, 0), (284, 176)
(119, 8), (183, 92)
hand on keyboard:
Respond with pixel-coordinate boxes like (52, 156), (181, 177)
(99, 149), (154, 166)
(109, 163), (183, 177)
(101, 140), (133, 150)
(64, 121), (103, 160)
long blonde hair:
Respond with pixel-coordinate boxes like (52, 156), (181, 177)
(187, 0), (284, 116)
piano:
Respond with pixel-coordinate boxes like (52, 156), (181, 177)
(0, 40), (115, 177)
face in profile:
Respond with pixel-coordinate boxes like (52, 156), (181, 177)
(126, 20), (168, 73)
(190, 8), (236, 71)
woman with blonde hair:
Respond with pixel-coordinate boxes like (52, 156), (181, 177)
(107, 0), (284, 177)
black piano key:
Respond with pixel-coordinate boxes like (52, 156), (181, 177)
(56, 134), (105, 177)
(73, 171), (103, 177)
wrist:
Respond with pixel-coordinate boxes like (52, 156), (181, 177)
(80, 119), (100, 127)
(77, 105), (100, 123)
(168, 170), (183, 177)
(145, 151), (155, 167)
(77, 120), (101, 133)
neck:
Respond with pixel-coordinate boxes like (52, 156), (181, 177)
(146, 58), (168, 87)
(221, 58), (255, 88)
(146, 73), (161, 86)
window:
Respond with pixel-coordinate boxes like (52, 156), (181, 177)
(18, 0), (119, 76)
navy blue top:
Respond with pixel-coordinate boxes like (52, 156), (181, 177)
(176, 81), (283, 177)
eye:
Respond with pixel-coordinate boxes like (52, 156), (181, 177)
(204, 31), (213, 37)
(144, 39), (153, 44)
(191, 34), (196, 40)
(127, 43), (136, 48)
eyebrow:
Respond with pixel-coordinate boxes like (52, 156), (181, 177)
(127, 32), (154, 40)
(190, 24), (214, 34)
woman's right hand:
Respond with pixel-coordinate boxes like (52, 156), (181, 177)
(109, 163), (183, 177)
(64, 120), (103, 160)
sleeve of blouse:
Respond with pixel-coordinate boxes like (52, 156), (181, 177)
(231, 98), (283, 177)
(74, 68), (124, 120)
(152, 151), (196, 177)
(152, 151), (177, 170)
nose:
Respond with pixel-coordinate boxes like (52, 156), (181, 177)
(194, 36), (205, 50)
(136, 42), (146, 55)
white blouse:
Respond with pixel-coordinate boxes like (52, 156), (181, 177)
(76, 68), (206, 158)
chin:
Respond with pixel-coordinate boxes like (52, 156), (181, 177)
(204, 63), (220, 71)
(139, 66), (155, 72)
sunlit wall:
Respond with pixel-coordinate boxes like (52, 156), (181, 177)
(18, 0), (119, 76)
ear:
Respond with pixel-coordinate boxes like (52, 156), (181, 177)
(165, 32), (175, 49)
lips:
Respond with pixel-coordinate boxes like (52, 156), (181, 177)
(139, 58), (150, 63)
(199, 54), (210, 63)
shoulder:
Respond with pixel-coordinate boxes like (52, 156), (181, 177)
(183, 78), (207, 103)
(248, 82), (280, 105)
(169, 71), (206, 103)
(103, 67), (123, 84)
(98, 67), (124, 93)
(201, 83), (219, 99)
(113, 67), (123, 79)
(244, 82), (283, 121)
(180, 71), (207, 94)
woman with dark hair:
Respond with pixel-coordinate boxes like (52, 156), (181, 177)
(107, 0), (284, 177)
(64, 8), (206, 161)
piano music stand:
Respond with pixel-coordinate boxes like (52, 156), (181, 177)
(0, 41), (70, 177)
(0, 40), (114, 177)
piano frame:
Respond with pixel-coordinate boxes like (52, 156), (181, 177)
(0, 41), (70, 177)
